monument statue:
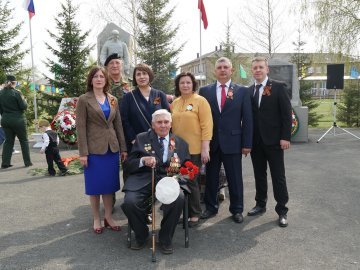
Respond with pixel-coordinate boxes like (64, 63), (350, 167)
(100, 30), (130, 76)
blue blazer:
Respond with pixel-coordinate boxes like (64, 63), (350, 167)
(120, 87), (169, 149)
(199, 82), (253, 154)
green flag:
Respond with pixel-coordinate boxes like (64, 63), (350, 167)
(239, 64), (247, 79)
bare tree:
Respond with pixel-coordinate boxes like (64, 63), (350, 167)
(237, 0), (289, 58)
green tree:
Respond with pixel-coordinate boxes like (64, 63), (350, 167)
(137, 0), (183, 93)
(45, 0), (94, 97)
(0, 0), (27, 83)
(290, 29), (321, 126)
(301, 0), (360, 53)
(338, 82), (360, 127)
(299, 81), (321, 127)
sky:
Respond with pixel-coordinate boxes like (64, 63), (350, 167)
(13, 0), (315, 78)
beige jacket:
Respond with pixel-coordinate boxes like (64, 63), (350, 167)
(76, 91), (127, 156)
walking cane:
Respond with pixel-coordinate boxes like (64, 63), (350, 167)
(151, 167), (156, 262)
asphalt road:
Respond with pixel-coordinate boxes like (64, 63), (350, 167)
(0, 128), (359, 270)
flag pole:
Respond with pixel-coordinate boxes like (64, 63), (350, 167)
(199, 7), (203, 87)
(28, 15), (38, 131)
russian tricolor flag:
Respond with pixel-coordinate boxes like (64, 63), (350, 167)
(23, 0), (35, 19)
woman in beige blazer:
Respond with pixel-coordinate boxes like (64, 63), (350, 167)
(76, 66), (127, 234)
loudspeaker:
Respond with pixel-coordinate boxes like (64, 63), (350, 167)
(326, 64), (344, 89)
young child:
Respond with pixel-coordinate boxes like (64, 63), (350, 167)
(38, 119), (68, 176)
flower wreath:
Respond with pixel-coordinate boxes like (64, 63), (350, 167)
(291, 109), (299, 136)
(51, 98), (78, 145)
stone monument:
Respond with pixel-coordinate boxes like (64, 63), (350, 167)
(268, 59), (308, 142)
(97, 23), (134, 77)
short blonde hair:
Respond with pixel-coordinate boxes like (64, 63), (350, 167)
(38, 119), (50, 127)
(251, 56), (268, 65)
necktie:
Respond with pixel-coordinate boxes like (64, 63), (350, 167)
(253, 84), (261, 108)
(159, 137), (165, 160)
(220, 84), (226, 111)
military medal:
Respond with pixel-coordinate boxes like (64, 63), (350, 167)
(144, 144), (152, 152)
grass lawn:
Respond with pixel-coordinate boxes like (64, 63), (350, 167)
(312, 98), (346, 128)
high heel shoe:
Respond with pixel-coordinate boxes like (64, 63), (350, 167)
(104, 218), (121, 231)
(93, 227), (104, 234)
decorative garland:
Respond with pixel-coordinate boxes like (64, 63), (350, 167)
(291, 108), (299, 136)
(51, 98), (78, 145)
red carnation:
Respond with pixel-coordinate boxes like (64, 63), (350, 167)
(180, 167), (188, 175)
(192, 166), (199, 175)
(188, 172), (195, 180)
(185, 161), (192, 167)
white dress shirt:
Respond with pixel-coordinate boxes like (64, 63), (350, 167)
(216, 80), (231, 111)
(254, 76), (269, 107)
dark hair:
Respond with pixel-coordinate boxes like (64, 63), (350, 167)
(86, 66), (111, 93)
(132, 63), (154, 86)
(174, 72), (197, 97)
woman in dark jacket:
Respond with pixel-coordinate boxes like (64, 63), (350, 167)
(120, 63), (169, 152)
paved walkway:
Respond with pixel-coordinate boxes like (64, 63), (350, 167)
(0, 129), (359, 270)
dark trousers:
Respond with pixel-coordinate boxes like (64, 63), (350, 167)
(250, 139), (289, 215)
(205, 148), (244, 215)
(188, 154), (202, 218)
(45, 147), (67, 175)
(121, 184), (184, 246)
(1, 116), (31, 167)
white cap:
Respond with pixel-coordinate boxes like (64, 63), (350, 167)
(156, 177), (180, 204)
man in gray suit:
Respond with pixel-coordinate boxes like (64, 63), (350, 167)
(121, 109), (190, 254)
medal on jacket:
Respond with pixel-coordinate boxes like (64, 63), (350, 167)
(167, 153), (181, 176)
(144, 144), (152, 152)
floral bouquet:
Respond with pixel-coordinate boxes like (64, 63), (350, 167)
(51, 99), (78, 145)
(52, 110), (77, 145)
(167, 157), (199, 185)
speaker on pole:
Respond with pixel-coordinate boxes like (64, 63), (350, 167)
(326, 64), (344, 89)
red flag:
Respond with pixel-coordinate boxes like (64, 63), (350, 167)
(198, 0), (208, 29)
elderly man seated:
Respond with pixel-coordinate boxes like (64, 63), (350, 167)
(121, 109), (190, 254)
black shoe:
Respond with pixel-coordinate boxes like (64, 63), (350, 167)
(188, 219), (200, 228)
(247, 206), (266, 216)
(1, 165), (13, 169)
(278, 215), (288, 227)
(159, 243), (173, 255)
(131, 240), (147, 250)
(25, 163), (33, 167)
(60, 170), (68, 176)
(200, 210), (217, 220)
(232, 213), (244, 223)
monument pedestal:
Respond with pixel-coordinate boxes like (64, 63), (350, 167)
(291, 106), (308, 142)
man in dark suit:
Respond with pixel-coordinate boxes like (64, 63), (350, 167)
(199, 57), (253, 223)
(121, 109), (190, 254)
(247, 56), (292, 227)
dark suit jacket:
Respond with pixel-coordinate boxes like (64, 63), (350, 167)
(120, 87), (170, 149)
(199, 82), (253, 154)
(249, 79), (292, 145)
(76, 91), (127, 156)
(123, 130), (190, 192)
